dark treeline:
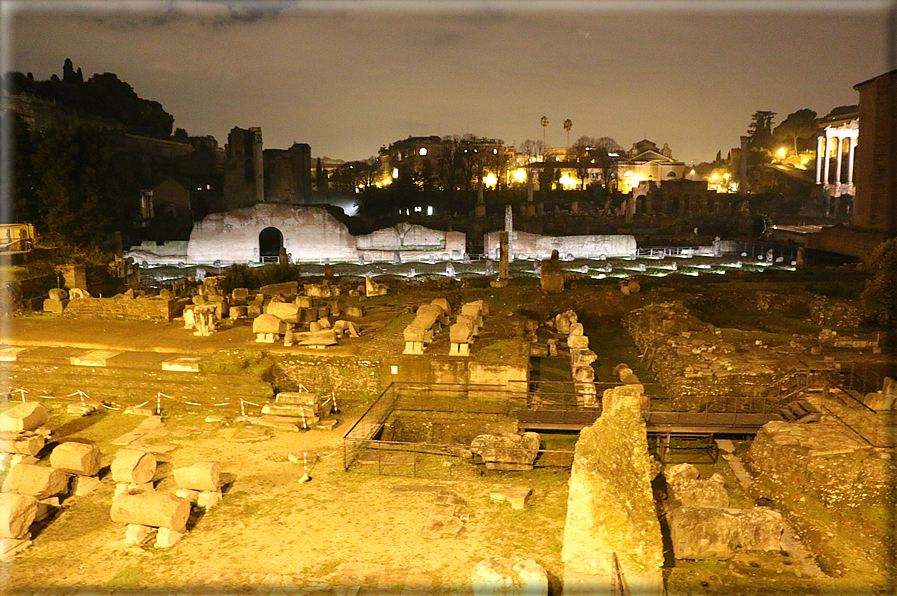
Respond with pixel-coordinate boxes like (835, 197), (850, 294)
(4, 58), (174, 139)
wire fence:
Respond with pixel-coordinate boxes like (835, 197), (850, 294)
(342, 382), (575, 476)
(4, 385), (336, 421)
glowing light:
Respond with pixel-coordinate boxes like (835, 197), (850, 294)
(392, 168), (399, 179)
(513, 168), (527, 183)
(624, 170), (634, 177)
(777, 148), (786, 158)
(427, 206), (433, 216)
(419, 148), (428, 156)
(711, 173), (719, 180)
(483, 173), (498, 188)
(559, 174), (578, 190)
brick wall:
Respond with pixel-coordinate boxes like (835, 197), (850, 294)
(63, 296), (180, 321)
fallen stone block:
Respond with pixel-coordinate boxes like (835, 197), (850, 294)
(0, 431), (45, 456)
(260, 404), (320, 424)
(42, 298), (68, 314)
(260, 281), (298, 297)
(488, 486), (532, 510)
(669, 506), (785, 560)
(265, 301), (301, 323)
(297, 330), (338, 347)
(249, 415), (304, 432)
(0, 493), (38, 539)
(470, 432), (540, 471)
(50, 441), (102, 476)
(72, 475), (102, 497)
(253, 313), (287, 335)
(0, 403), (49, 432)
(111, 491), (191, 533)
(173, 462), (220, 492)
(110, 449), (156, 485)
(2, 463), (68, 499)
(155, 526), (186, 548)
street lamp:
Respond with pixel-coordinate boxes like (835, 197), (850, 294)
(540, 116), (548, 148)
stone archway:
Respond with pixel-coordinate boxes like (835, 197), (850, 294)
(258, 227), (283, 262)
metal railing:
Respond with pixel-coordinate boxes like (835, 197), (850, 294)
(611, 552), (631, 596)
(342, 382), (523, 473)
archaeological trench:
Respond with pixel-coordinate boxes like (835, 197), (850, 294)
(0, 260), (894, 595)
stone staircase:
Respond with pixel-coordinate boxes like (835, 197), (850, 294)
(1, 346), (273, 413)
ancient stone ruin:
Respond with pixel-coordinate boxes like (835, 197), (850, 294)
(562, 385), (663, 595)
(470, 432), (540, 471)
(663, 462), (785, 561)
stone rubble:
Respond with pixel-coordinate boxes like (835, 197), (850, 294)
(470, 432), (540, 471)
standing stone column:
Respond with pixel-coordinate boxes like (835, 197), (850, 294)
(847, 138), (856, 186)
(499, 232), (509, 280)
(835, 136), (844, 188)
(816, 136), (824, 184)
(823, 132), (832, 185)
(504, 205), (514, 262)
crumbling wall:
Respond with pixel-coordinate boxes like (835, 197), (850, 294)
(624, 301), (779, 405)
(484, 231), (636, 260)
(273, 356), (380, 394)
(63, 295), (181, 321)
(746, 420), (888, 507)
(562, 385), (663, 594)
(808, 296), (864, 328)
(187, 204), (358, 263)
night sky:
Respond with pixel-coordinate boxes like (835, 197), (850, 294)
(6, 1), (893, 164)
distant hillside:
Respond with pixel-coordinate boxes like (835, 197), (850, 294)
(4, 59), (174, 139)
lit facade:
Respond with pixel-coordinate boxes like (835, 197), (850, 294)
(614, 140), (685, 194)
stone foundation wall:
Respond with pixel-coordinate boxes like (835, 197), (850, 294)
(63, 296), (182, 321)
(484, 231), (637, 260)
(624, 301), (780, 404)
(273, 356), (380, 394)
(808, 296), (865, 328)
(746, 419), (889, 507)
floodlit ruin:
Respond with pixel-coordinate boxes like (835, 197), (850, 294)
(0, 248), (894, 595)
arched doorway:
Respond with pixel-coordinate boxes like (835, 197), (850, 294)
(258, 227), (283, 262)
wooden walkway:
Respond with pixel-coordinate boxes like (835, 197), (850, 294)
(517, 408), (781, 434)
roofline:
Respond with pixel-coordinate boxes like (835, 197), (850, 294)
(853, 68), (897, 89)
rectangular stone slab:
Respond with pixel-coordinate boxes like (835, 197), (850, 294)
(161, 357), (203, 372)
(70, 350), (122, 367)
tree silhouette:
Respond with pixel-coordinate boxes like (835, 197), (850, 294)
(773, 109), (818, 154)
(32, 127), (118, 246)
(747, 110), (776, 150)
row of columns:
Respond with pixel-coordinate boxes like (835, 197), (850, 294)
(815, 121), (858, 196)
